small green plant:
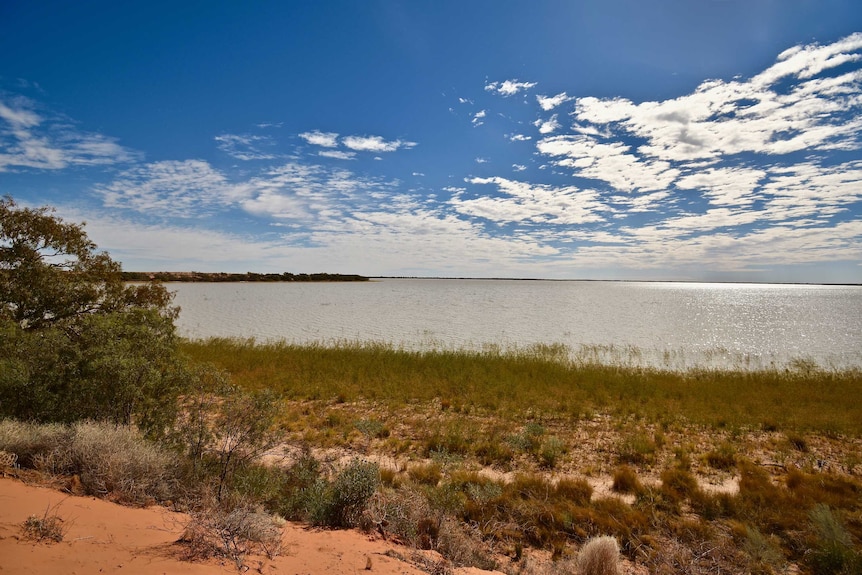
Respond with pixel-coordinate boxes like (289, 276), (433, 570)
(538, 435), (565, 468)
(355, 418), (389, 439)
(742, 526), (785, 574)
(617, 432), (657, 465)
(807, 504), (861, 575)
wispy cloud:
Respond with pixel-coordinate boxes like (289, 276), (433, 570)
(214, 133), (276, 160)
(0, 96), (138, 172)
(455, 176), (609, 225)
(96, 160), (243, 217)
(318, 150), (356, 160)
(472, 109), (486, 127)
(485, 79), (537, 97)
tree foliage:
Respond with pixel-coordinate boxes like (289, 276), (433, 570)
(0, 196), (189, 436)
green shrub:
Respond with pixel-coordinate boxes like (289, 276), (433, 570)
(314, 459), (380, 528)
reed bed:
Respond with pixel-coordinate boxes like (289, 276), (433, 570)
(180, 338), (862, 435)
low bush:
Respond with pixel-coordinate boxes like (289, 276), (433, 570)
(180, 499), (283, 570)
(0, 419), (174, 504)
(310, 459), (380, 528)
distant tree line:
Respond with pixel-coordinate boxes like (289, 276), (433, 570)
(121, 271), (369, 282)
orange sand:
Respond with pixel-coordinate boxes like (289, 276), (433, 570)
(0, 477), (498, 575)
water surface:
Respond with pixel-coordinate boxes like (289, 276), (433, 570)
(169, 279), (862, 370)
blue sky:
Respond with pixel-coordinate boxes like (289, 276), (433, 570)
(1, 1), (861, 282)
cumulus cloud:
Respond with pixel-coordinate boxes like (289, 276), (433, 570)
(342, 135), (417, 152)
(299, 130), (339, 148)
(485, 79), (537, 97)
(472, 109), (486, 127)
(534, 114), (561, 134)
(536, 92), (571, 111)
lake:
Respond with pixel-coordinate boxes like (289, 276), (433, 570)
(168, 278), (862, 370)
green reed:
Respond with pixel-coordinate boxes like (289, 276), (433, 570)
(179, 338), (862, 435)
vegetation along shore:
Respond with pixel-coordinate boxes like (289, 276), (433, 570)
(2, 197), (861, 574)
(121, 270), (369, 282)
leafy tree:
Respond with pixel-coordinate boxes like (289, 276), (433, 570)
(0, 196), (189, 436)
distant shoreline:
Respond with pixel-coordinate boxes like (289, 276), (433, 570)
(122, 271), (861, 287)
(121, 271), (369, 282)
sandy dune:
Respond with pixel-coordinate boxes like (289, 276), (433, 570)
(0, 477), (496, 575)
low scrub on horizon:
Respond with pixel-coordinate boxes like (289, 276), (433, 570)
(180, 338), (862, 435)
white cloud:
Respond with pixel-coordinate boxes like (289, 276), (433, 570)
(299, 130), (339, 148)
(318, 150), (356, 160)
(536, 92), (571, 111)
(455, 176), (609, 225)
(534, 114), (561, 134)
(96, 160), (243, 216)
(214, 133), (276, 160)
(571, 35), (862, 164)
(472, 109), (486, 127)
(342, 135), (417, 152)
(512, 164), (527, 172)
(0, 96), (138, 172)
(475, 157), (489, 164)
(676, 167), (765, 207)
(485, 79), (537, 97)
(509, 134), (532, 142)
(537, 135), (679, 192)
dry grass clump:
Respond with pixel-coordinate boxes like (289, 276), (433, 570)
(0, 419), (174, 504)
(179, 498), (283, 570)
(0, 420), (68, 468)
(576, 536), (620, 575)
(21, 504), (67, 543)
(611, 465), (642, 494)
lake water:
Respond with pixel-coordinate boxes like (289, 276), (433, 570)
(168, 279), (862, 370)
